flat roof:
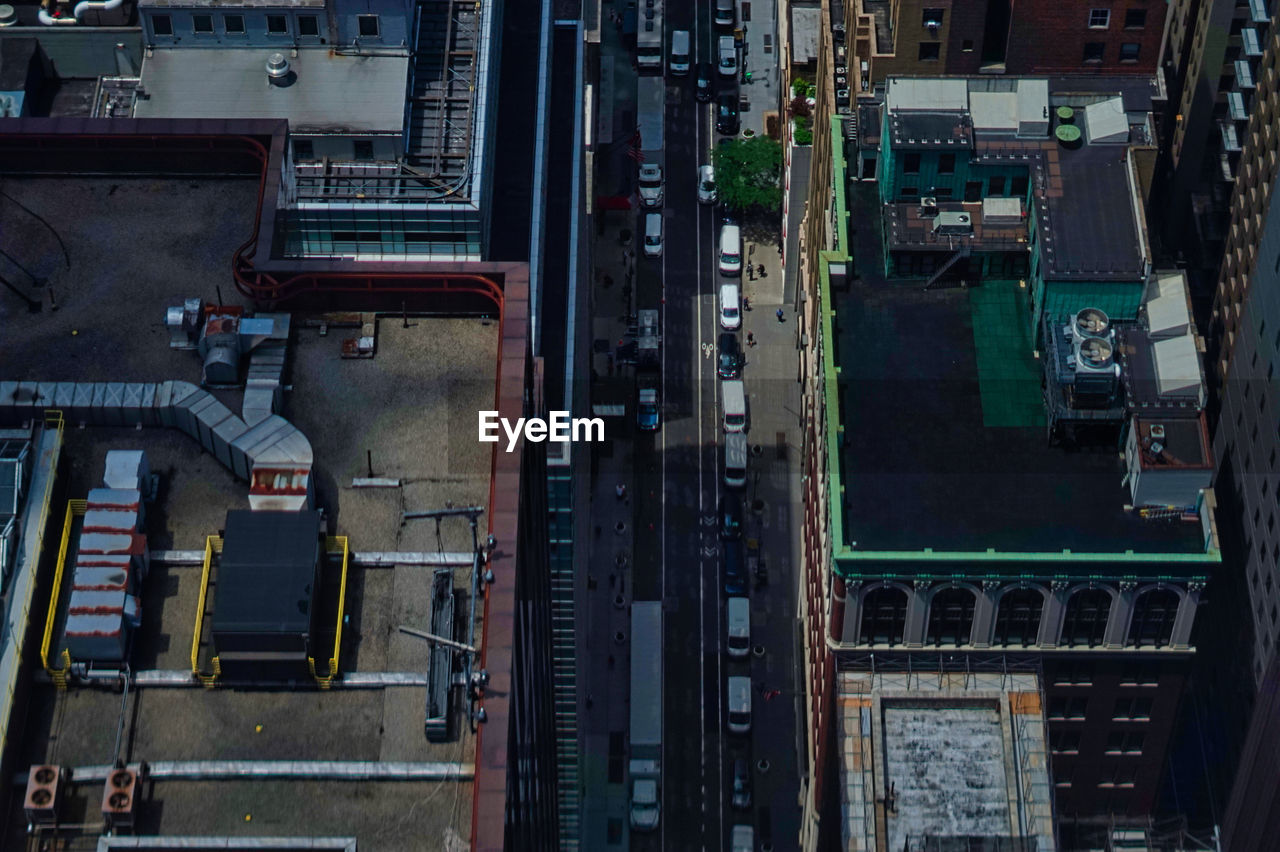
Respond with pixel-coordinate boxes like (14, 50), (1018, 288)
(134, 49), (409, 133)
(791, 5), (821, 65)
(1039, 143), (1145, 280)
(836, 188), (1208, 555)
(0, 175), (503, 850)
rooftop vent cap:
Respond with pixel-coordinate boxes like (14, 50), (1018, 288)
(266, 53), (291, 85)
(0, 5), (17, 27)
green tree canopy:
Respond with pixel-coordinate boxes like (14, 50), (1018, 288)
(713, 136), (783, 213)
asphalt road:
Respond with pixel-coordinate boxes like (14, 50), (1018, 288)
(628, 1), (750, 849)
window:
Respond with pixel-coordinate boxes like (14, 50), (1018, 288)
(964, 180), (983, 202)
(989, 175), (1006, 195)
(1120, 42), (1140, 62)
(224, 13), (245, 33)
(962, 39), (974, 51)
(1127, 588), (1180, 647)
(922, 8), (945, 27)
(292, 139), (315, 161)
(1062, 588), (1113, 647)
(938, 153), (956, 174)
(994, 587), (1044, 646)
(903, 153), (922, 174)
(1089, 8), (1111, 28)
(860, 586), (908, 645)
(358, 14), (380, 37)
(353, 140), (375, 161)
(1050, 729), (1082, 753)
(1124, 8), (1147, 27)
(919, 41), (941, 61)
(1048, 696), (1089, 719)
(298, 15), (320, 36)
(1010, 175), (1029, 197)
(1105, 731), (1145, 754)
(1112, 696), (1154, 720)
(1119, 661), (1160, 686)
(1053, 661), (1094, 686)
(267, 14), (288, 34)
(901, 186), (920, 199)
(932, 187), (953, 199)
(153, 14), (173, 35)
(1084, 42), (1106, 62)
(192, 13), (213, 32)
(926, 587), (976, 646)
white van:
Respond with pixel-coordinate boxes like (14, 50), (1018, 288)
(731, 824), (755, 852)
(719, 224), (742, 276)
(715, 0), (736, 27)
(719, 283), (741, 330)
(718, 34), (738, 77)
(669, 30), (691, 76)
(727, 675), (752, 735)
(721, 379), (746, 432)
(724, 432), (747, 488)
(726, 596), (750, 658)
(644, 212), (663, 258)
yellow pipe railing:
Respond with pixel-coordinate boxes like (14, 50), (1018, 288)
(191, 535), (222, 686)
(41, 499), (85, 677)
(308, 535), (350, 688)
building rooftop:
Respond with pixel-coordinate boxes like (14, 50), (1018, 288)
(836, 671), (1055, 852)
(0, 175), (501, 850)
(134, 49), (410, 133)
(836, 190), (1210, 555)
(883, 75), (1153, 281)
(791, 5), (821, 66)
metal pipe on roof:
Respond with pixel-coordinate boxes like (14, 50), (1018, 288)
(37, 0), (123, 25)
(24, 761), (473, 786)
(149, 550), (474, 567)
(95, 838), (357, 851)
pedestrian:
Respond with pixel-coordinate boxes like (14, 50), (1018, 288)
(743, 295), (751, 311)
(758, 263), (767, 278)
(616, 483), (627, 500)
(776, 307), (785, 323)
(746, 331), (756, 347)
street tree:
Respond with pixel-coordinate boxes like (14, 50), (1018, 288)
(713, 136), (783, 213)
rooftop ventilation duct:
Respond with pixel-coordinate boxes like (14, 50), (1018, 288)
(266, 53), (291, 86)
(38, 0), (123, 26)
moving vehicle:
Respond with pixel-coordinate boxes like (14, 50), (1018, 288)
(719, 224), (742, 275)
(731, 757), (752, 809)
(724, 432), (747, 488)
(721, 378), (746, 432)
(669, 29), (691, 76)
(719, 492), (743, 539)
(695, 62), (715, 101)
(698, 164), (717, 205)
(723, 538), (747, 595)
(731, 824), (755, 852)
(718, 35), (737, 77)
(644, 213), (663, 258)
(636, 77), (665, 207)
(636, 0), (663, 69)
(629, 602), (663, 830)
(716, 93), (740, 135)
(726, 596), (750, 658)
(726, 675), (752, 734)
(718, 332), (743, 379)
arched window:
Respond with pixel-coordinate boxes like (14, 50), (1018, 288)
(1062, 588), (1113, 648)
(926, 586), (976, 646)
(994, 587), (1044, 647)
(1127, 588), (1181, 647)
(860, 586), (908, 646)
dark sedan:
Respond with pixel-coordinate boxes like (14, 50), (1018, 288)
(695, 62), (715, 102)
(718, 332), (743, 379)
(716, 92), (739, 135)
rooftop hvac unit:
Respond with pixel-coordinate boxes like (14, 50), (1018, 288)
(1149, 423), (1166, 440)
(101, 767), (140, 829)
(24, 765), (65, 826)
(932, 211), (972, 235)
(1074, 307), (1111, 340)
(266, 53), (290, 87)
(1072, 335), (1120, 394)
(919, 196), (939, 217)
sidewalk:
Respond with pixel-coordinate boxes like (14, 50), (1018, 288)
(737, 0), (782, 138)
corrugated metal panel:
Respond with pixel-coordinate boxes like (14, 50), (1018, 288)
(71, 383), (95, 423)
(71, 565), (132, 593)
(86, 488), (142, 513)
(90, 383), (110, 425)
(210, 412), (250, 470)
(83, 509), (140, 533)
(1153, 334), (1202, 397)
(104, 450), (149, 492)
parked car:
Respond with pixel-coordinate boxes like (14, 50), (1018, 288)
(716, 93), (740, 135)
(637, 382), (661, 431)
(717, 332), (742, 379)
(695, 62), (715, 102)
(698, 164), (717, 205)
(731, 758), (752, 809)
(718, 35), (737, 77)
(643, 212), (663, 258)
(723, 538), (746, 594)
(719, 492), (743, 539)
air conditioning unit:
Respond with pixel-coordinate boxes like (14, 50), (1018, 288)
(102, 766), (140, 829)
(919, 196), (939, 217)
(932, 211), (972, 235)
(24, 765), (65, 826)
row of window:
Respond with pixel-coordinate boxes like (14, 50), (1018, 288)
(912, 7), (1147, 30)
(859, 585), (1182, 647)
(898, 178), (1031, 203)
(151, 12), (380, 38)
(917, 40), (1144, 63)
(1047, 696), (1154, 722)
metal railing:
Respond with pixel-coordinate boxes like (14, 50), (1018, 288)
(191, 535), (223, 687)
(40, 497), (84, 684)
(308, 536), (350, 689)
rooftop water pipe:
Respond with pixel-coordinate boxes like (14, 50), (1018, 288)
(38, 0), (123, 25)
